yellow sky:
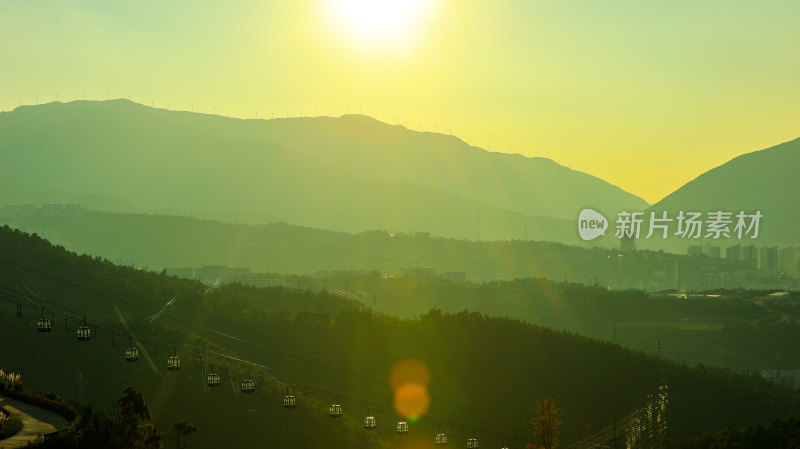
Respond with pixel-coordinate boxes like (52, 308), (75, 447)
(1, 0), (798, 203)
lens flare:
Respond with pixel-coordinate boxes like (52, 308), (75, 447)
(391, 358), (431, 418)
(390, 358), (430, 389)
(394, 382), (430, 418)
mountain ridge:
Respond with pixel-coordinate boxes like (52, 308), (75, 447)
(0, 99), (646, 241)
(639, 136), (800, 251)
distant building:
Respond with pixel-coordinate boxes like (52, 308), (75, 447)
(759, 246), (778, 271)
(232, 273), (286, 288)
(400, 265), (438, 279)
(0, 204), (35, 217)
(687, 245), (704, 257)
(779, 247), (800, 277)
(703, 271), (728, 290)
(741, 245), (758, 267)
(583, 275), (601, 287)
(761, 370), (800, 390)
(726, 244), (741, 261)
(441, 272), (466, 284)
(167, 265), (286, 288)
(703, 243), (721, 259)
(678, 258), (703, 291)
(665, 258), (703, 291)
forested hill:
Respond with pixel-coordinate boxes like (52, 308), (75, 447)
(2, 210), (738, 287)
(1, 226), (799, 447)
(0, 99), (646, 241)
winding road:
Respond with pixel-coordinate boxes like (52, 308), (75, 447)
(0, 395), (68, 447)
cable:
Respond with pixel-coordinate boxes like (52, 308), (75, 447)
(0, 258), (528, 428)
(0, 258), (583, 441)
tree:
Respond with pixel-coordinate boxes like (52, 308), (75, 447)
(114, 387), (162, 449)
(527, 397), (563, 449)
(172, 420), (198, 449)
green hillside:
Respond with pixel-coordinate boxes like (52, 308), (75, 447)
(1, 209), (722, 287)
(0, 99), (646, 241)
(2, 226), (800, 447)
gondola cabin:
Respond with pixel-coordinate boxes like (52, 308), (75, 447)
(76, 326), (92, 341)
(167, 355), (181, 371)
(396, 420), (409, 434)
(125, 347), (139, 362)
(37, 318), (52, 332)
(207, 372), (221, 387)
(241, 378), (256, 393)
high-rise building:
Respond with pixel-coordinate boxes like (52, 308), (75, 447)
(687, 245), (703, 257)
(779, 247), (800, 277)
(703, 243), (721, 259)
(726, 244), (741, 261)
(741, 245), (758, 267)
(759, 246), (778, 271)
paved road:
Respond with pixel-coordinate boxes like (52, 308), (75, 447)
(0, 395), (68, 448)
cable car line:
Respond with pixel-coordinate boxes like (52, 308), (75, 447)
(206, 350), (270, 371)
(1, 260), (397, 391)
(149, 295), (177, 321)
(115, 304), (160, 376)
(1, 283), (530, 440)
(0, 265), (533, 440)
(4, 293), (532, 445)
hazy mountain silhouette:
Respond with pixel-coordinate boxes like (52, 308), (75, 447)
(638, 137), (800, 251)
(3, 209), (690, 284)
(0, 100), (646, 241)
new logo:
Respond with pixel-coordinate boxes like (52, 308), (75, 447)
(578, 209), (608, 241)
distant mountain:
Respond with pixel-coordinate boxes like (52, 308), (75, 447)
(639, 137), (800, 252)
(0, 100), (646, 241)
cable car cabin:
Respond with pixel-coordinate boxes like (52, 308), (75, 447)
(435, 433), (448, 446)
(241, 379), (256, 393)
(76, 326), (92, 341)
(207, 372), (221, 387)
(37, 318), (52, 332)
(396, 420), (409, 434)
(364, 416), (377, 430)
(167, 356), (181, 371)
(329, 403), (343, 418)
(125, 347), (140, 362)
(466, 438), (479, 449)
(283, 394), (297, 409)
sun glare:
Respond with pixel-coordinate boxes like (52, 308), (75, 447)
(322, 0), (434, 47)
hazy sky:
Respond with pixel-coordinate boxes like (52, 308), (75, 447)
(2, 0), (798, 203)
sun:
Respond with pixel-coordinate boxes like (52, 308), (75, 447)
(322, 0), (435, 47)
